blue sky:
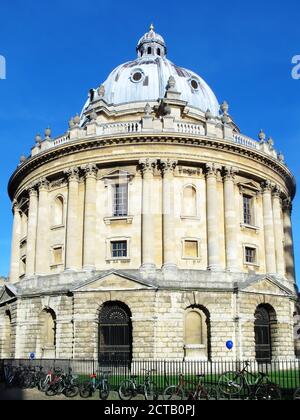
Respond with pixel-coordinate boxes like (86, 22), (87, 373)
(0, 0), (299, 283)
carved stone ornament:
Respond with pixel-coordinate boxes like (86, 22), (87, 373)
(81, 163), (98, 178)
(261, 180), (273, 192)
(167, 76), (176, 91)
(139, 158), (157, 175)
(38, 177), (50, 190)
(223, 166), (239, 180)
(205, 162), (222, 177)
(98, 85), (105, 97)
(160, 159), (178, 175)
(64, 167), (80, 182)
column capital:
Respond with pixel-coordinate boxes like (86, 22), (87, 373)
(160, 159), (178, 175)
(37, 177), (50, 191)
(12, 200), (20, 213)
(64, 167), (80, 182)
(139, 158), (157, 175)
(81, 163), (98, 179)
(261, 180), (273, 193)
(223, 166), (239, 181)
(272, 184), (283, 199)
(26, 182), (39, 197)
(205, 162), (222, 178)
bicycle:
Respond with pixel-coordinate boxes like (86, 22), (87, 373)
(45, 368), (79, 398)
(218, 362), (281, 400)
(163, 373), (218, 400)
(119, 369), (158, 401)
(80, 370), (111, 400)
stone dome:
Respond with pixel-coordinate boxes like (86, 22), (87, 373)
(83, 25), (220, 117)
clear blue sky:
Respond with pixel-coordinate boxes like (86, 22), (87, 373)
(0, 0), (299, 284)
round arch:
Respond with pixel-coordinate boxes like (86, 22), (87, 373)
(184, 305), (211, 361)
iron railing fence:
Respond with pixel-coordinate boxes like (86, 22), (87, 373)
(1, 359), (300, 399)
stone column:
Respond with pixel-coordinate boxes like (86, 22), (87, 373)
(272, 186), (285, 276)
(82, 164), (97, 270)
(26, 186), (38, 276)
(65, 167), (81, 271)
(206, 163), (222, 271)
(36, 178), (50, 275)
(139, 159), (157, 270)
(161, 159), (178, 269)
(282, 198), (296, 285)
(9, 201), (21, 283)
(223, 167), (239, 272)
(262, 181), (276, 274)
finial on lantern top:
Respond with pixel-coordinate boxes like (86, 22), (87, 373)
(150, 23), (155, 32)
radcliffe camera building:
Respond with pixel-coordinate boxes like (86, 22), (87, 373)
(0, 26), (298, 362)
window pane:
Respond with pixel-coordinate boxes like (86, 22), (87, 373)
(111, 241), (127, 258)
(243, 195), (253, 225)
(113, 184), (128, 217)
(245, 247), (256, 264)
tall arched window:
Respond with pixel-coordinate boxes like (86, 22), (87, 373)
(184, 307), (210, 360)
(99, 302), (132, 362)
(182, 186), (197, 217)
(52, 196), (64, 226)
(254, 304), (277, 363)
(147, 47), (152, 55)
(40, 309), (56, 358)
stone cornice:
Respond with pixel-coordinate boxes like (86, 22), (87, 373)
(8, 133), (296, 200)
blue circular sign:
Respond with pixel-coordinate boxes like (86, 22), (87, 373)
(226, 341), (234, 350)
(29, 352), (35, 360)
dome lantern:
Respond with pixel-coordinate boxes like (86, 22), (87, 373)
(137, 24), (167, 58)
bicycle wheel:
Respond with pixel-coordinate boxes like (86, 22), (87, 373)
(255, 383), (281, 400)
(294, 388), (300, 400)
(163, 385), (184, 400)
(65, 386), (79, 398)
(46, 385), (58, 397)
(100, 381), (110, 400)
(80, 382), (92, 398)
(218, 372), (244, 396)
(119, 380), (135, 401)
(39, 377), (50, 392)
(144, 381), (158, 400)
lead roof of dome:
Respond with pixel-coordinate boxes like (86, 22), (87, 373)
(82, 25), (220, 117)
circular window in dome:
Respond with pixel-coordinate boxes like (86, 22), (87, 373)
(130, 69), (145, 83)
(190, 78), (200, 91)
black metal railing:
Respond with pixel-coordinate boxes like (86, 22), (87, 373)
(1, 359), (300, 400)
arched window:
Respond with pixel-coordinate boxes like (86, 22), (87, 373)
(157, 48), (161, 56)
(255, 304), (277, 363)
(52, 196), (64, 226)
(40, 309), (56, 358)
(182, 186), (197, 217)
(184, 307), (210, 360)
(99, 302), (132, 362)
(147, 47), (152, 55)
